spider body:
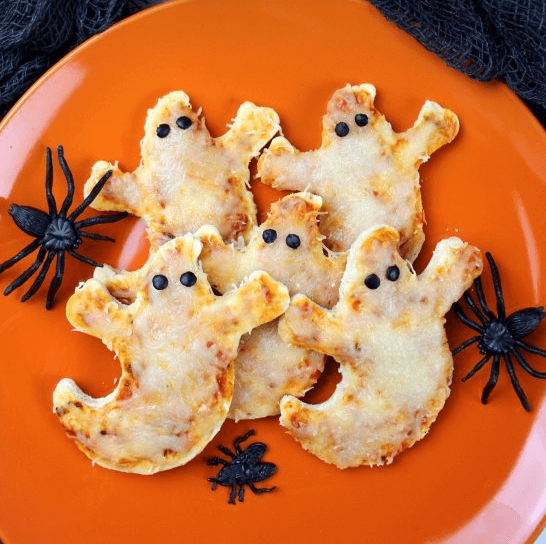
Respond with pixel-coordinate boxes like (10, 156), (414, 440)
(453, 252), (546, 411)
(0, 145), (127, 309)
(207, 430), (277, 504)
(43, 216), (79, 251)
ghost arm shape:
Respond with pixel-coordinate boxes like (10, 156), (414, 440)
(54, 276), (139, 465)
(257, 136), (315, 192)
(83, 161), (144, 216)
(194, 225), (242, 291)
(278, 294), (345, 356)
(417, 237), (483, 317)
(397, 100), (460, 167)
(65, 277), (133, 349)
(216, 102), (280, 165)
(207, 270), (290, 339)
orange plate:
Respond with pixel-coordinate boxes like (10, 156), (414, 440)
(1, 1), (546, 543)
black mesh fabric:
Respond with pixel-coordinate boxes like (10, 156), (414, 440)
(0, 0), (545, 127)
(0, 0), (153, 119)
(367, 0), (546, 127)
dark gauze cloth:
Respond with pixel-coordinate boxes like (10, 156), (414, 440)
(367, 0), (546, 127)
(0, 0), (152, 118)
(0, 0), (545, 128)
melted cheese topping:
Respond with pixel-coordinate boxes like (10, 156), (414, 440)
(196, 193), (346, 420)
(84, 92), (280, 248)
(258, 84), (459, 260)
(198, 193), (346, 307)
(231, 319), (324, 421)
(278, 226), (482, 468)
(53, 235), (289, 474)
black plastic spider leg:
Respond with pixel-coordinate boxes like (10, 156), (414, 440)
(248, 482), (276, 495)
(0, 239), (42, 273)
(474, 276), (496, 321)
(233, 430), (255, 454)
(515, 339), (546, 359)
(511, 346), (546, 378)
(44, 147), (57, 216)
(57, 146), (75, 218)
(45, 252), (65, 310)
(463, 291), (487, 324)
(461, 354), (491, 382)
(67, 249), (102, 268)
(207, 457), (229, 466)
(79, 231), (116, 243)
(485, 252), (506, 320)
(217, 445), (235, 458)
(207, 477), (218, 490)
(3, 246), (46, 295)
(452, 303), (484, 334)
(452, 335), (480, 356)
(481, 354), (500, 404)
(503, 352), (530, 411)
(74, 212), (129, 229)
(68, 170), (113, 221)
(228, 484), (237, 505)
(21, 250), (55, 302)
(238, 483), (246, 503)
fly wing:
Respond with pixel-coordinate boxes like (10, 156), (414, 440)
(254, 461), (277, 482)
(238, 442), (267, 466)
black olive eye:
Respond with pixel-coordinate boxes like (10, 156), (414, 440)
(364, 274), (380, 289)
(335, 122), (350, 137)
(355, 113), (369, 127)
(285, 234), (301, 249)
(386, 265), (400, 281)
(180, 271), (197, 287)
(262, 229), (277, 244)
(176, 116), (192, 129)
(152, 274), (169, 290)
(156, 124), (170, 138)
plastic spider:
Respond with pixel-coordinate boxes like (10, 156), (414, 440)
(0, 145), (127, 310)
(452, 252), (546, 411)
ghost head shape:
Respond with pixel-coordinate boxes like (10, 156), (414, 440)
(197, 192), (346, 308)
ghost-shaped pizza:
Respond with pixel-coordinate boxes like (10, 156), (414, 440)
(257, 84), (459, 260)
(196, 192), (347, 421)
(53, 235), (289, 474)
(278, 225), (482, 468)
(84, 91), (280, 249)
